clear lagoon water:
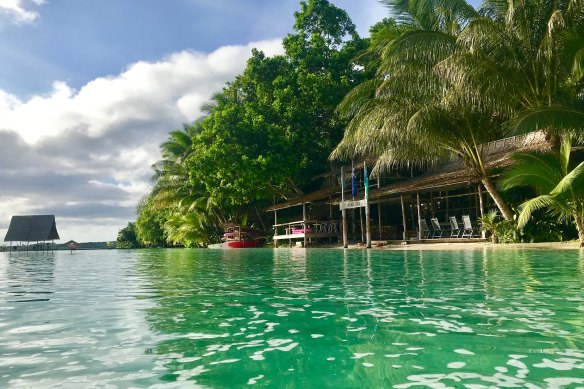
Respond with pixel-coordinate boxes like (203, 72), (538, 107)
(1, 248), (583, 388)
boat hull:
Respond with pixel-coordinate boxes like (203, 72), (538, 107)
(208, 240), (263, 249)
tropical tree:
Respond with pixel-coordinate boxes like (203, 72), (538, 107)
(135, 195), (167, 247)
(332, 0), (518, 220)
(116, 222), (141, 249)
(187, 0), (366, 207)
(148, 120), (224, 247)
(500, 136), (584, 246)
(440, 0), (584, 145)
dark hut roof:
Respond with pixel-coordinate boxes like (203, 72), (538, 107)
(4, 215), (60, 242)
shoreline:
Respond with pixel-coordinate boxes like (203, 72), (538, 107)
(345, 241), (583, 251)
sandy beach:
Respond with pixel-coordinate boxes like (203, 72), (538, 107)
(353, 241), (584, 251)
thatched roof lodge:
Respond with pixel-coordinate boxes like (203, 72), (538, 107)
(267, 132), (552, 247)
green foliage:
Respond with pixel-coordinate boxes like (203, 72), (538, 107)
(478, 209), (523, 243)
(521, 212), (576, 243)
(332, 0), (514, 220)
(188, 0), (366, 208)
(495, 220), (521, 244)
(501, 136), (584, 245)
(116, 222), (141, 249)
(136, 0), (367, 246)
(135, 196), (167, 247)
(478, 209), (500, 243)
(142, 121), (224, 247)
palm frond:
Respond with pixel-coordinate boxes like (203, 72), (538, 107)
(336, 79), (379, 119)
(380, 0), (478, 33)
(509, 107), (584, 135)
(516, 194), (557, 228)
(550, 161), (584, 196)
(500, 151), (563, 193)
(382, 30), (457, 72)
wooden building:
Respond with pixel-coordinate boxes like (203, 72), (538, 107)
(267, 132), (551, 248)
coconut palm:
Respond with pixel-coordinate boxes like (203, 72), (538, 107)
(440, 0), (584, 144)
(149, 120), (225, 247)
(332, 0), (516, 220)
(500, 136), (584, 246)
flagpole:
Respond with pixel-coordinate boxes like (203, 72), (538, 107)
(365, 162), (371, 248)
(341, 165), (348, 248)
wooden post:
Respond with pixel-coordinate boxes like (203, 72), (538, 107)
(303, 203), (307, 248)
(401, 195), (407, 241)
(365, 203), (371, 248)
(274, 210), (278, 248)
(364, 161), (371, 248)
(378, 202), (383, 240)
(445, 191), (449, 219)
(359, 207), (365, 243)
(417, 192), (423, 240)
(430, 192), (435, 218)
(478, 184), (486, 239)
(342, 209), (348, 248)
(352, 208), (356, 240)
(341, 166), (348, 248)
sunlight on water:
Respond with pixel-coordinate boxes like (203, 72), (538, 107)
(0, 248), (583, 387)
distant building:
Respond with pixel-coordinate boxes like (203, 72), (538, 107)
(4, 215), (60, 250)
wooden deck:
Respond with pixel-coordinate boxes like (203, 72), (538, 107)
(386, 237), (487, 245)
(273, 231), (340, 241)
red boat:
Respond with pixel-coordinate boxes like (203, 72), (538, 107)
(208, 225), (266, 249)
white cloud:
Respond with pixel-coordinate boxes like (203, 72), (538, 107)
(0, 39), (283, 145)
(0, 38), (284, 242)
(0, 0), (44, 25)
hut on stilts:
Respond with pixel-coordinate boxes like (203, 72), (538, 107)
(3, 215), (60, 252)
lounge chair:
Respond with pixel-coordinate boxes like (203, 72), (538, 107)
(449, 216), (461, 238)
(461, 215), (478, 238)
(419, 219), (431, 239)
(430, 218), (444, 238)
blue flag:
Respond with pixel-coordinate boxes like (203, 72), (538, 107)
(351, 167), (357, 198)
(364, 164), (369, 201)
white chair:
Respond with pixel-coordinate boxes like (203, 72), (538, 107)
(462, 215), (478, 238)
(419, 219), (431, 239)
(430, 218), (444, 238)
(449, 216), (461, 237)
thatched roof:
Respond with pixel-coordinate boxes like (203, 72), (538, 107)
(4, 215), (60, 242)
(376, 131), (550, 197)
(339, 132), (551, 202)
(266, 132), (552, 211)
(266, 186), (340, 212)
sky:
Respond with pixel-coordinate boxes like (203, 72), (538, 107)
(0, 0), (479, 243)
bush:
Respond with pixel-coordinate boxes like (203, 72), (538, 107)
(496, 220), (521, 244)
(521, 215), (577, 243)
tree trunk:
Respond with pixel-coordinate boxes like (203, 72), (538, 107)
(574, 214), (584, 247)
(480, 176), (514, 221)
(254, 206), (269, 233)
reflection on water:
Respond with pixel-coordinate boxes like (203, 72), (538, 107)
(0, 248), (583, 387)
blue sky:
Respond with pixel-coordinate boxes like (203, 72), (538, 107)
(1, 0), (387, 98)
(0, 0), (480, 242)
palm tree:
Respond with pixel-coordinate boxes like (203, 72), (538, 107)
(332, 0), (516, 220)
(500, 136), (584, 246)
(149, 119), (225, 247)
(440, 0), (584, 146)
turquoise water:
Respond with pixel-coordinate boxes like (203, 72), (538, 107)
(1, 248), (583, 388)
